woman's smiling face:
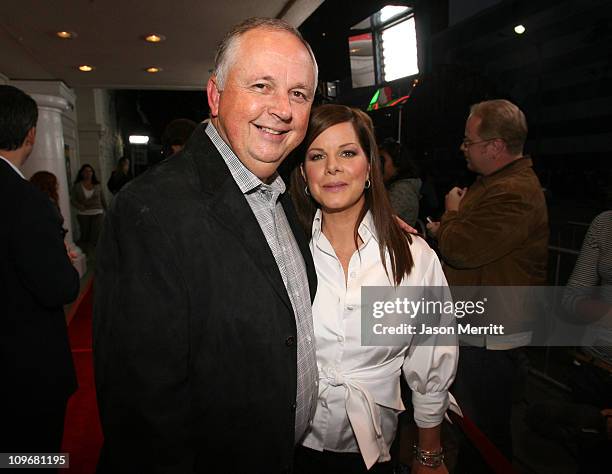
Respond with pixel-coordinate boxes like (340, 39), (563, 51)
(302, 121), (370, 214)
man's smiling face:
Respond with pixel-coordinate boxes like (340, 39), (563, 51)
(208, 27), (316, 181)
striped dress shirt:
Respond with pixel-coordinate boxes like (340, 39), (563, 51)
(206, 122), (317, 441)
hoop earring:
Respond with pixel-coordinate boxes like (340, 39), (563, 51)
(365, 179), (371, 189)
(304, 185), (311, 196)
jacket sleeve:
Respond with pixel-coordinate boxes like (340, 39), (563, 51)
(437, 184), (535, 269)
(71, 184), (85, 211)
(11, 188), (79, 308)
(93, 190), (194, 472)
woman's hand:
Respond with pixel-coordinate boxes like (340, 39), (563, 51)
(394, 215), (418, 234)
(411, 461), (448, 474)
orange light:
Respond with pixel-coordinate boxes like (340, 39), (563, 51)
(56, 31), (76, 39)
(145, 67), (162, 73)
(78, 65), (94, 72)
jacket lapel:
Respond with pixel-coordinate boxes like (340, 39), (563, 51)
(185, 125), (293, 312)
(281, 194), (317, 303)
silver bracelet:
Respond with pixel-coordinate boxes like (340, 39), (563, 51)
(413, 445), (444, 468)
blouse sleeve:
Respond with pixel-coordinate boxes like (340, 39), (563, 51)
(562, 212), (606, 313)
(402, 249), (458, 428)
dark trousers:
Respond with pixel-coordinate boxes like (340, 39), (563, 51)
(452, 346), (521, 461)
(0, 397), (69, 473)
(77, 213), (103, 253)
(294, 446), (393, 474)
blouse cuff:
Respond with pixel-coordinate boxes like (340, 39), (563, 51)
(412, 390), (449, 428)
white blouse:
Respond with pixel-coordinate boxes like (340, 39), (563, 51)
(301, 210), (458, 469)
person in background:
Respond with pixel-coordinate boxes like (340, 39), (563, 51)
(379, 138), (422, 227)
(71, 163), (106, 254)
(107, 157), (132, 195)
(427, 99), (548, 462)
(290, 104), (457, 473)
(0, 84), (79, 459)
(30, 170), (67, 237)
(161, 118), (198, 157)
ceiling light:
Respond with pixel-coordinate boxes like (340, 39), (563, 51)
(129, 135), (150, 145)
(514, 24), (526, 35)
(145, 67), (162, 73)
(56, 31), (76, 39)
(144, 34), (166, 43)
(78, 65), (94, 72)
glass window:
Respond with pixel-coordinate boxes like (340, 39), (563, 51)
(348, 4), (417, 87)
(381, 16), (419, 82)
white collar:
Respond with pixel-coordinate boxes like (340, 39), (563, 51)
(0, 154), (25, 179)
(311, 208), (379, 245)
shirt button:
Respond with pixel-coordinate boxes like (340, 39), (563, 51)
(346, 305), (354, 311)
(306, 335), (312, 343)
(337, 335), (344, 342)
(315, 380), (319, 386)
(285, 336), (296, 347)
(291, 403), (296, 411)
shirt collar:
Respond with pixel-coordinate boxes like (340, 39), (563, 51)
(311, 208), (379, 245)
(0, 154), (25, 179)
(480, 156), (532, 186)
(205, 122), (285, 198)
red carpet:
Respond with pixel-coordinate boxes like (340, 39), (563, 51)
(62, 280), (103, 473)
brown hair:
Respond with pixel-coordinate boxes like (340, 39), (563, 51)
(290, 104), (413, 286)
(469, 99), (527, 155)
(30, 171), (59, 204)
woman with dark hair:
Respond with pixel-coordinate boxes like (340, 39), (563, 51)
(30, 170), (67, 237)
(379, 139), (422, 226)
(107, 157), (132, 194)
(290, 104), (457, 473)
(71, 164), (106, 254)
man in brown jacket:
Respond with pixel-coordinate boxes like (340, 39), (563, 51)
(428, 99), (548, 462)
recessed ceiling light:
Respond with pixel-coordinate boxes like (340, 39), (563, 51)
(78, 65), (94, 72)
(145, 67), (162, 73)
(514, 24), (526, 35)
(144, 34), (166, 43)
(56, 31), (77, 39)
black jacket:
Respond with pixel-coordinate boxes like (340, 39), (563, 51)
(93, 125), (317, 473)
(0, 159), (78, 408)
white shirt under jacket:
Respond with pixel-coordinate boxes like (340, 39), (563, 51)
(301, 209), (458, 469)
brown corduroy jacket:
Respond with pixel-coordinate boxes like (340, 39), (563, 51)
(438, 157), (549, 287)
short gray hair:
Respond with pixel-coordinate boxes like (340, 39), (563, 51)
(213, 17), (318, 90)
(469, 99), (528, 155)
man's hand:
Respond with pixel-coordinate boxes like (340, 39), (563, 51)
(426, 220), (440, 238)
(445, 187), (467, 212)
(395, 215), (418, 235)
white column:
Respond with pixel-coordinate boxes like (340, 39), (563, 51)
(22, 94), (87, 276)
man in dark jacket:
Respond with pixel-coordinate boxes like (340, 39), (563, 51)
(94, 18), (319, 473)
(0, 85), (79, 455)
